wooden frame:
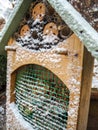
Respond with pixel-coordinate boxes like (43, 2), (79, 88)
(5, 1), (95, 129)
(6, 34), (84, 130)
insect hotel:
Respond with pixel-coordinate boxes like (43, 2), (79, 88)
(4, 0), (97, 130)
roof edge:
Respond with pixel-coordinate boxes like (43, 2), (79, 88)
(0, 0), (33, 55)
(47, 0), (98, 60)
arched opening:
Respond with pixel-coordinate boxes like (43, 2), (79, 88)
(15, 64), (70, 129)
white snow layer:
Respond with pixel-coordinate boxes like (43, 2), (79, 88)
(0, 0), (23, 41)
(9, 102), (34, 130)
(0, 0), (16, 21)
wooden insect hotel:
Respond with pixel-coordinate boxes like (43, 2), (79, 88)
(6, 0), (95, 130)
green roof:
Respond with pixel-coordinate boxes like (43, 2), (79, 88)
(47, 0), (98, 60)
(0, 0), (33, 55)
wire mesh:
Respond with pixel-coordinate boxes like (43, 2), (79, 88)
(15, 64), (70, 130)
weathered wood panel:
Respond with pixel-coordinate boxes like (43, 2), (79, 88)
(77, 47), (94, 130)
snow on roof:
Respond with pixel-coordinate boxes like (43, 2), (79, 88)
(47, 0), (98, 60)
(0, 0), (23, 40)
(0, 0), (32, 55)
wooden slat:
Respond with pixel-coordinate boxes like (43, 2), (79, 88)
(77, 47), (94, 130)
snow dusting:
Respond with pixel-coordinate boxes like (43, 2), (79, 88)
(13, 0), (72, 52)
(9, 102), (34, 130)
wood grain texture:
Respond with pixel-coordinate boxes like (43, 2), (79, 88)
(77, 47), (94, 130)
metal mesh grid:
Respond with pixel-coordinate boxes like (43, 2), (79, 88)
(15, 64), (70, 130)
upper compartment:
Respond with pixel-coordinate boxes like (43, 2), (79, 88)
(11, 0), (73, 52)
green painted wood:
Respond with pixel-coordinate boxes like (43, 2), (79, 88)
(47, 0), (98, 60)
(0, 0), (33, 55)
